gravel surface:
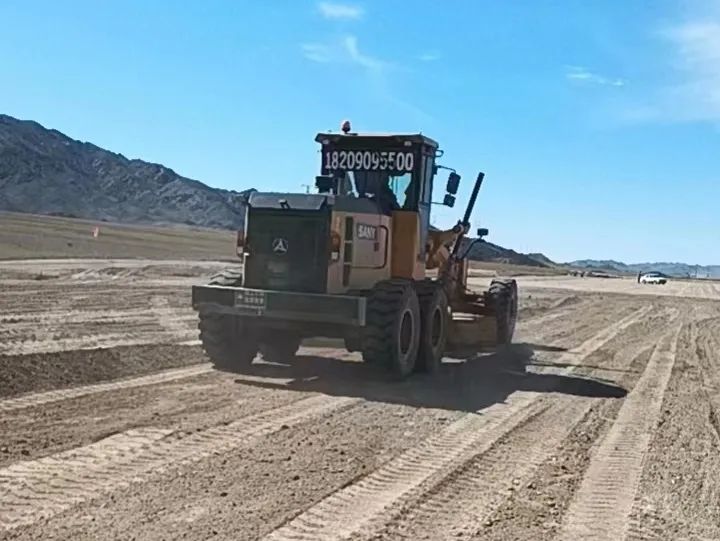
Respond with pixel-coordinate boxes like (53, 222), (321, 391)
(1, 260), (719, 540)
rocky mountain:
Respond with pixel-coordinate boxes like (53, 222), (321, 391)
(567, 259), (720, 278)
(526, 252), (557, 267)
(461, 239), (550, 267)
(0, 114), (252, 229)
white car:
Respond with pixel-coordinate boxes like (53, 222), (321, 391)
(639, 272), (667, 285)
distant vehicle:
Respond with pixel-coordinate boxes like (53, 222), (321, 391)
(639, 272), (667, 285)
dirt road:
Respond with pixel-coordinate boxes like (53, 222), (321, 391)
(1, 260), (719, 540)
(489, 274), (720, 301)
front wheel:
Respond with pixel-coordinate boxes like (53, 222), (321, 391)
(488, 278), (518, 346)
(414, 280), (449, 373)
(362, 280), (421, 379)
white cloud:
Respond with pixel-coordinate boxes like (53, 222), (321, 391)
(301, 43), (333, 63)
(565, 65), (625, 87)
(317, 2), (363, 20)
(659, 21), (720, 121)
(342, 35), (385, 71)
(418, 52), (441, 62)
(300, 35), (386, 71)
(298, 35), (430, 122)
(667, 21), (720, 66)
(617, 6), (720, 126)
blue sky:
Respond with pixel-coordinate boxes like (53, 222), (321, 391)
(1, 1), (719, 264)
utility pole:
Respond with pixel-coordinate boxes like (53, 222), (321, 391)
(301, 184), (311, 194)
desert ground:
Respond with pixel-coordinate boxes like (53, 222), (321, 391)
(1, 213), (719, 541)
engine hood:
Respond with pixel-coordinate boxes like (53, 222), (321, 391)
(248, 192), (334, 211)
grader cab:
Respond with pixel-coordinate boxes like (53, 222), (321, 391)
(191, 122), (518, 379)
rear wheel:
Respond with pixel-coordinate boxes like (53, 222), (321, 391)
(488, 278), (518, 346)
(198, 312), (259, 371)
(259, 334), (301, 363)
(414, 280), (449, 373)
(197, 267), (257, 371)
(344, 335), (362, 352)
(362, 280), (421, 379)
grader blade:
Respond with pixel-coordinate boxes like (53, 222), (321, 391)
(447, 313), (498, 351)
(446, 278), (518, 353)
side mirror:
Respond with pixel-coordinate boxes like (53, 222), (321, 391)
(443, 194), (456, 207)
(477, 227), (489, 238)
(315, 175), (334, 193)
(446, 172), (461, 195)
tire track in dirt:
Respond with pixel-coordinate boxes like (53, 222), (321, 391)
(515, 297), (629, 347)
(515, 301), (590, 335)
(0, 293), (197, 356)
(515, 294), (582, 321)
(0, 296), (611, 410)
(262, 306), (651, 541)
(0, 306), (193, 325)
(357, 306), (672, 541)
(704, 282), (719, 300)
(265, 399), (548, 541)
(150, 295), (196, 336)
(622, 314), (720, 540)
(462, 305), (681, 541)
(0, 394), (360, 531)
(556, 323), (682, 541)
(521, 303), (652, 377)
(0, 328), (199, 356)
(0, 346), (359, 413)
(0, 363), (213, 412)
(0, 313), (197, 350)
(370, 396), (596, 541)
(696, 317), (720, 444)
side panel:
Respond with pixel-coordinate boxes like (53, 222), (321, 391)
(418, 152), (435, 271)
(327, 210), (392, 294)
(391, 211), (426, 280)
(327, 212), (345, 294)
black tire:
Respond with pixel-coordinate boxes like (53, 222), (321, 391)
(488, 278), (518, 346)
(344, 335), (363, 352)
(198, 312), (259, 371)
(259, 335), (301, 363)
(414, 280), (449, 373)
(198, 267), (257, 370)
(362, 279), (421, 379)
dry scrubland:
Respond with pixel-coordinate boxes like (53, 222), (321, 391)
(0, 211), (235, 260)
(1, 212), (719, 540)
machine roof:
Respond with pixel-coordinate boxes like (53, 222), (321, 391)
(314, 132), (439, 149)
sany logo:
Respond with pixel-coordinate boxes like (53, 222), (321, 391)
(356, 223), (377, 241)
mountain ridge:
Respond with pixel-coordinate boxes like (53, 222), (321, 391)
(567, 259), (720, 278)
(0, 114), (253, 229)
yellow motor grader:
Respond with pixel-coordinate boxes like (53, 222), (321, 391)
(191, 122), (518, 379)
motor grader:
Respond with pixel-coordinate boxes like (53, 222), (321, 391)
(191, 122), (518, 379)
